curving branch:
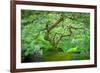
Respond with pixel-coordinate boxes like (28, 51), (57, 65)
(55, 25), (83, 48)
(43, 14), (64, 46)
(43, 14), (64, 32)
(34, 14), (84, 50)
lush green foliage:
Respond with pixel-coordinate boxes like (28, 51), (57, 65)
(21, 10), (90, 62)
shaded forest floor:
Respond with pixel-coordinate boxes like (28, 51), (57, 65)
(42, 51), (90, 62)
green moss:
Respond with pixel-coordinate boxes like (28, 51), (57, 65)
(42, 52), (72, 61)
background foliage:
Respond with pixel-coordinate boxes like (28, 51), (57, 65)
(21, 10), (90, 62)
